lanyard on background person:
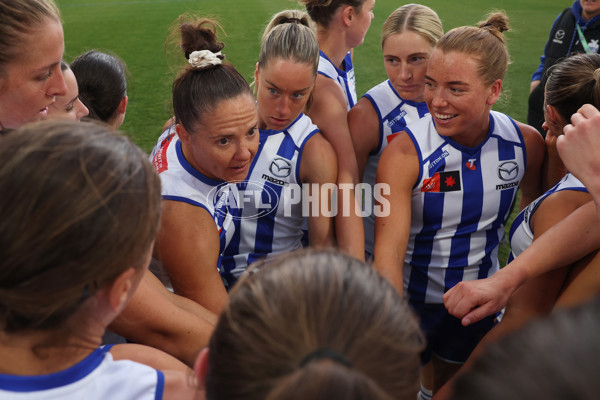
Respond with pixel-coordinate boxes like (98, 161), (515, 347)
(576, 23), (592, 53)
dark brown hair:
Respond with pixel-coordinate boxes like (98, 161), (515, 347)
(70, 50), (128, 123)
(298, 0), (366, 28)
(545, 53), (600, 121)
(0, 120), (161, 333)
(170, 16), (253, 133)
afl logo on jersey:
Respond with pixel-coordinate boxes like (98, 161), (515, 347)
(269, 157), (292, 178)
(497, 161), (519, 181)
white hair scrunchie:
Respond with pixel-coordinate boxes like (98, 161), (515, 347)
(188, 50), (222, 69)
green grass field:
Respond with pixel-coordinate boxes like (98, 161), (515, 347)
(57, 0), (567, 264)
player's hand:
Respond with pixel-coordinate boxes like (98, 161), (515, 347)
(558, 105), (600, 194)
(443, 272), (513, 326)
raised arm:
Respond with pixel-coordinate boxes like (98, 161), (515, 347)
(373, 132), (419, 293)
(301, 133), (338, 247)
(155, 200), (229, 314)
(308, 75), (364, 260)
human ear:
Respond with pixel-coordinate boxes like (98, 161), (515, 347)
(341, 5), (354, 27)
(486, 79), (503, 106)
(176, 124), (193, 145)
(194, 347), (210, 390)
(107, 267), (137, 313)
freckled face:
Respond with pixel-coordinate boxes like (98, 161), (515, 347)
(181, 94), (259, 182)
(424, 50), (501, 147)
(0, 18), (67, 129)
(255, 58), (315, 131)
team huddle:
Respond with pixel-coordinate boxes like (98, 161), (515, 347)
(1, 0), (600, 399)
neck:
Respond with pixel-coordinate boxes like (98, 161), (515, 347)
(317, 26), (350, 69)
(0, 330), (101, 375)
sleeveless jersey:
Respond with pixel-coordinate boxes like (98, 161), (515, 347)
(0, 346), (164, 399)
(362, 80), (430, 256)
(150, 126), (235, 274)
(221, 114), (318, 287)
(404, 111), (526, 304)
(318, 50), (357, 110)
(508, 173), (587, 263)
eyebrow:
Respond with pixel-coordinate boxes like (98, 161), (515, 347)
(266, 79), (312, 93)
(424, 75), (469, 86)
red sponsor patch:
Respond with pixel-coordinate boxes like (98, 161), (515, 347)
(152, 133), (175, 174)
(421, 171), (461, 192)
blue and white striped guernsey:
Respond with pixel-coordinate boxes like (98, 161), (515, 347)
(508, 173), (587, 263)
(318, 50), (357, 110)
(221, 114), (319, 287)
(0, 346), (164, 399)
(150, 126), (235, 273)
(403, 111), (526, 304)
(362, 80), (430, 256)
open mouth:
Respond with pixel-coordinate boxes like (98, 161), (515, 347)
(435, 113), (458, 122)
(39, 107), (49, 118)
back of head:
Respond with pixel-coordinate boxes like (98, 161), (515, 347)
(0, 0), (61, 74)
(381, 4), (443, 48)
(206, 249), (425, 400)
(70, 50), (128, 123)
(545, 53), (600, 121)
(0, 120), (161, 333)
(451, 296), (600, 400)
(436, 11), (510, 86)
(298, 0), (365, 28)
(169, 15), (252, 133)
(259, 10), (319, 76)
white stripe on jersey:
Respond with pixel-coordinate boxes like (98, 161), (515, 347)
(508, 173), (587, 263)
(150, 125), (235, 275)
(221, 114), (319, 287)
(362, 79), (430, 256)
(403, 111), (526, 304)
(317, 50), (357, 110)
(0, 346), (163, 399)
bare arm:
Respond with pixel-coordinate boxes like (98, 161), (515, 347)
(373, 132), (419, 293)
(308, 75), (364, 259)
(517, 121), (545, 209)
(301, 133), (337, 247)
(443, 200), (600, 326)
(109, 270), (217, 367)
(348, 97), (381, 179)
(155, 200), (229, 314)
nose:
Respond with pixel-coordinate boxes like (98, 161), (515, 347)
(428, 87), (447, 109)
(399, 63), (411, 81)
(234, 141), (252, 161)
(77, 99), (89, 120)
(48, 65), (67, 98)
(276, 97), (290, 117)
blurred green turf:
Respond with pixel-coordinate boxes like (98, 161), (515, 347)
(57, 0), (566, 265)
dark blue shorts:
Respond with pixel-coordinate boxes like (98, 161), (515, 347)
(409, 301), (497, 364)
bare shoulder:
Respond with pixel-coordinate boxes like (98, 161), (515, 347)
(162, 369), (204, 400)
(515, 120), (545, 150)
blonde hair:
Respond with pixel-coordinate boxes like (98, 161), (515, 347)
(381, 4), (443, 48)
(0, 0), (61, 72)
(205, 249), (425, 400)
(436, 11), (510, 86)
(259, 9), (319, 75)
